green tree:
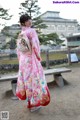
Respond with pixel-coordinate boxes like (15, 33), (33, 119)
(1, 26), (10, 36)
(38, 34), (48, 45)
(0, 7), (12, 26)
(19, 0), (47, 32)
(39, 33), (63, 45)
(33, 16), (47, 33)
(1, 26), (19, 49)
(19, 0), (40, 18)
(0, 8), (12, 20)
(9, 38), (16, 49)
(46, 33), (63, 45)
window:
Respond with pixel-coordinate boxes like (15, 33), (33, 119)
(67, 26), (75, 31)
(77, 37), (80, 41)
(47, 25), (55, 30)
(57, 25), (65, 30)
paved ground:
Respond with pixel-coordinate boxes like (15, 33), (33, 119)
(0, 66), (80, 120)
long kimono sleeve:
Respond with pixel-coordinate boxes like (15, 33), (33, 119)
(30, 29), (41, 61)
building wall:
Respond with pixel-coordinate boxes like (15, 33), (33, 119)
(41, 21), (78, 36)
(40, 11), (78, 37)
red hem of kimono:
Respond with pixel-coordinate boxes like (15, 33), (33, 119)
(16, 87), (50, 108)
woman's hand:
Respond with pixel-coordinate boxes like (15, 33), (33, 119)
(36, 56), (42, 62)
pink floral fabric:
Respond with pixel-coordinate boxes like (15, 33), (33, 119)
(16, 27), (50, 108)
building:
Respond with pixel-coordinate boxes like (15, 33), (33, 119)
(0, 33), (6, 48)
(67, 33), (80, 48)
(78, 24), (80, 32)
(0, 24), (21, 48)
(7, 24), (21, 36)
(40, 11), (79, 36)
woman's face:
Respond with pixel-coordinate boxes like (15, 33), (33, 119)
(25, 19), (32, 27)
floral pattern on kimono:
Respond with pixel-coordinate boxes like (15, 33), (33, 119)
(16, 27), (50, 108)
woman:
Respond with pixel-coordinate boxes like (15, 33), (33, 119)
(16, 14), (50, 112)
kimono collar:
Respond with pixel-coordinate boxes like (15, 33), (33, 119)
(22, 26), (30, 31)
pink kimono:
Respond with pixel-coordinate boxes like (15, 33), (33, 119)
(16, 27), (50, 108)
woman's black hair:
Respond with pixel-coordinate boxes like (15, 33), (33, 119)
(19, 14), (31, 26)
